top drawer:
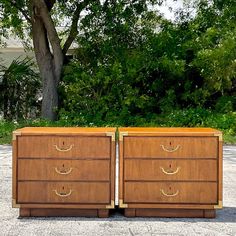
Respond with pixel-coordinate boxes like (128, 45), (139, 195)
(17, 136), (110, 158)
(124, 137), (218, 158)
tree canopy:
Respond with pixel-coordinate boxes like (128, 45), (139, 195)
(0, 0), (235, 124)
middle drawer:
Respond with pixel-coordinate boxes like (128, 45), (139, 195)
(18, 159), (110, 181)
(124, 159), (217, 181)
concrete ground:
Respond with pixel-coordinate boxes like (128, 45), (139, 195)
(0, 145), (235, 236)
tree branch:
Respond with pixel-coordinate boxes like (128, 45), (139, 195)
(62, 0), (92, 55)
(10, 0), (32, 24)
(44, 0), (56, 12)
(32, 0), (63, 80)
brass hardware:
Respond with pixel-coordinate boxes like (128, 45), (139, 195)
(214, 200), (223, 209)
(160, 189), (179, 197)
(214, 133), (223, 142)
(119, 199), (128, 208)
(119, 132), (128, 141)
(54, 144), (74, 152)
(160, 166), (180, 175)
(53, 189), (73, 197)
(12, 131), (21, 141)
(106, 200), (115, 209)
(160, 144), (180, 153)
(54, 167), (73, 175)
(106, 132), (115, 142)
(12, 199), (20, 208)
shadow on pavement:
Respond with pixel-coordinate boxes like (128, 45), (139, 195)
(16, 206), (236, 223)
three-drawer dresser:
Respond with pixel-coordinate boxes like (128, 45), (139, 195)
(119, 127), (223, 218)
(12, 127), (116, 217)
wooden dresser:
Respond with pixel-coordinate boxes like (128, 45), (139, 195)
(12, 127), (116, 217)
(119, 127), (223, 218)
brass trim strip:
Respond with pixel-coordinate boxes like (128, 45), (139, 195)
(12, 131), (21, 141)
(106, 200), (115, 209)
(119, 199), (128, 208)
(214, 133), (223, 141)
(12, 199), (20, 208)
(214, 200), (223, 209)
(119, 132), (128, 141)
(106, 132), (116, 142)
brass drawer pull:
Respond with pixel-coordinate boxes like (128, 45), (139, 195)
(53, 189), (73, 197)
(160, 189), (179, 197)
(160, 167), (180, 175)
(160, 145), (180, 153)
(54, 167), (73, 175)
(54, 144), (74, 152)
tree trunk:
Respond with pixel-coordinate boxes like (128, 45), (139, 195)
(40, 56), (60, 121)
(31, 0), (63, 120)
(32, 21), (60, 120)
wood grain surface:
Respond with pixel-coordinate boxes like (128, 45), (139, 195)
(18, 182), (110, 204)
(124, 137), (218, 158)
(124, 159), (217, 181)
(18, 136), (110, 158)
(18, 159), (110, 181)
(124, 182), (217, 204)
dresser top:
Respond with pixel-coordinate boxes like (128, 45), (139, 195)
(14, 127), (116, 135)
(118, 127), (222, 135)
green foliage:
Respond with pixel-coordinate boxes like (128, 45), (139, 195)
(215, 96), (236, 113)
(0, 120), (18, 144)
(1, 109), (236, 144)
(0, 118), (68, 144)
(0, 0), (29, 44)
(0, 58), (41, 120)
(58, 0), (236, 128)
(0, 0), (235, 145)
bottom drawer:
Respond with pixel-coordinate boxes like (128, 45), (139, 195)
(18, 182), (110, 204)
(124, 182), (217, 204)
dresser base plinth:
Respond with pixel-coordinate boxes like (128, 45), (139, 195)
(19, 208), (110, 218)
(124, 209), (216, 218)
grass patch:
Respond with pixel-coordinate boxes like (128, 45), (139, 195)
(223, 134), (236, 145)
(0, 110), (236, 145)
(0, 119), (68, 145)
(0, 121), (18, 145)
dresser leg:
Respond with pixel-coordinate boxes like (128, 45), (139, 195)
(19, 208), (31, 217)
(124, 209), (136, 217)
(204, 210), (216, 218)
(98, 209), (109, 218)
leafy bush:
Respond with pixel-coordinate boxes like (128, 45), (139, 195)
(1, 109), (235, 144)
(0, 119), (71, 144)
(0, 58), (41, 120)
(215, 96), (236, 113)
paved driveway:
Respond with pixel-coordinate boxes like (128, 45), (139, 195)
(0, 145), (236, 236)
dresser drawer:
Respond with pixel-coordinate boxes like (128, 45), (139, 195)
(18, 182), (110, 204)
(17, 136), (110, 158)
(124, 182), (217, 204)
(124, 159), (217, 181)
(124, 137), (218, 158)
(18, 159), (110, 181)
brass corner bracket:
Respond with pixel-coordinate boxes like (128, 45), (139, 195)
(12, 199), (20, 208)
(106, 200), (115, 209)
(214, 200), (223, 209)
(12, 131), (21, 141)
(119, 199), (128, 208)
(214, 133), (223, 142)
(119, 132), (128, 141)
(106, 132), (116, 142)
